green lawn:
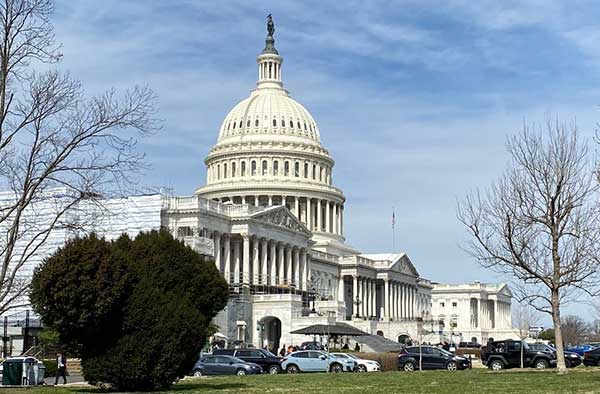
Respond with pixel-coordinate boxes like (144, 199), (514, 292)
(6, 369), (600, 394)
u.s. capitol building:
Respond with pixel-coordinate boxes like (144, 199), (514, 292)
(3, 18), (516, 351)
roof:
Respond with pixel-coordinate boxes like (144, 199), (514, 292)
(290, 323), (369, 337)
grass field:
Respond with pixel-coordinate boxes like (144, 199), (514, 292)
(5, 368), (600, 394)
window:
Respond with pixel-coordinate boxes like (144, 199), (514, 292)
(177, 227), (193, 237)
(241, 161), (246, 176)
(440, 302), (445, 307)
(308, 351), (323, 359)
(273, 161), (279, 175)
(304, 122), (307, 130)
(236, 350), (251, 357)
(217, 164), (220, 180)
(319, 167), (323, 181)
(452, 302), (457, 307)
(295, 162), (300, 177)
(223, 163), (228, 178)
(246, 119), (250, 127)
(290, 120), (294, 129)
(262, 160), (267, 175)
(255, 119), (259, 127)
(273, 119), (277, 127)
(304, 163), (308, 178)
(251, 160), (257, 176)
(282, 119), (286, 128)
(227, 122), (230, 130)
(293, 352), (308, 358)
(297, 121), (301, 129)
(284, 161), (290, 176)
(232, 162), (236, 177)
(312, 164), (316, 180)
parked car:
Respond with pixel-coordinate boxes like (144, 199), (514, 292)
(567, 344), (597, 356)
(583, 348), (600, 366)
(458, 341), (481, 349)
(528, 342), (582, 368)
(397, 346), (471, 372)
(481, 340), (555, 370)
(330, 353), (381, 372)
(281, 350), (353, 373)
(213, 348), (283, 374)
(300, 341), (324, 350)
(192, 355), (262, 376)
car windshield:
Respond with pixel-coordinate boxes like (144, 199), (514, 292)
(438, 348), (454, 357)
(261, 350), (277, 357)
(345, 354), (358, 360)
(231, 357), (245, 363)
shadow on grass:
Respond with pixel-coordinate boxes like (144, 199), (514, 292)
(72, 381), (248, 393)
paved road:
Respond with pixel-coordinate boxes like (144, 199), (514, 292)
(44, 374), (85, 386)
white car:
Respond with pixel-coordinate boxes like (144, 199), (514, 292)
(331, 353), (381, 372)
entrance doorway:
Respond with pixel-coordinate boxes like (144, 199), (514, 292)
(259, 316), (282, 353)
(397, 334), (410, 344)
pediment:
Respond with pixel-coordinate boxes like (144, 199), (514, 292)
(391, 254), (419, 277)
(250, 206), (312, 236)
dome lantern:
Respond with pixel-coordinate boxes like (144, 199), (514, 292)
(256, 15), (283, 90)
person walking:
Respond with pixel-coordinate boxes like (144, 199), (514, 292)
(54, 351), (67, 385)
(279, 344), (286, 357)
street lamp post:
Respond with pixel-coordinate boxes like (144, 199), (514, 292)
(354, 296), (362, 319)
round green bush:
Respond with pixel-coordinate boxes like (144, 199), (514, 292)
(31, 230), (228, 390)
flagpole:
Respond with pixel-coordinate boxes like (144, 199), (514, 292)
(392, 207), (395, 253)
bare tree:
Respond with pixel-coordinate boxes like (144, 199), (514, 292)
(0, 0), (157, 314)
(457, 118), (600, 373)
(512, 304), (540, 368)
(561, 315), (588, 346)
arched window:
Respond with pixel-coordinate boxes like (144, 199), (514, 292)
(227, 122), (230, 130)
(312, 164), (316, 180)
(290, 120), (294, 129)
(223, 163), (228, 178)
(284, 161), (290, 176)
(273, 119), (277, 127)
(255, 119), (259, 127)
(217, 164), (221, 180)
(320, 167), (323, 181)
(241, 161), (246, 176)
(262, 160), (267, 175)
(251, 160), (257, 176)
(304, 122), (307, 130)
(232, 162), (236, 177)
(239, 120), (243, 129)
(304, 163), (309, 178)
(273, 161), (279, 175)
(282, 119), (286, 128)
(297, 121), (301, 129)
(246, 119), (250, 127)
(310, 123), (313, 132)
(294, 162), (300, 177)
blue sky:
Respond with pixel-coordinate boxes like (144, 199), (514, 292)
(52, 1), (600, 322)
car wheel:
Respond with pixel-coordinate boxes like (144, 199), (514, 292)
(490, 360), (504, 371)
(286, 365), (299, 374)
(535, 359), (549, 369)
(268, 365), (281, 374)
(403, 361), (416, 372)
(192, 369), (203, 377)
(236, 369), (247, 376)
(330, 363), (343, 373)
(357, 364), (367, 372)
(446, 361), (458, 371)
(565, 359), (572, 368)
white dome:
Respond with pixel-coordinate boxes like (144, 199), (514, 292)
(217, 88), (321, 146)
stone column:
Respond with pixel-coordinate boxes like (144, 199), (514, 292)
(294, 196), (299, 219)
(338, 275), (345, 303)
(403, 285), (409, 319)
(325, 200), (331, 233)
(213, 231), (221, 272)
(254, 196), (259, 207)
(340, 206), (344, 236)
(223, 235), (231, 282)
(269, 241), (277, 286)
(317, 199), (322, 232)
(300, 249), (308, 290)
(372, 280), (376, 319)
(242, 235), (250, 285)
(353, 275), (358, 317)
(233, 239), (241, 285)
(332, 204), (337, 235)
(278, 243), (285, 285)
(261, 238), (268, 284)
(384, 279), (390, 319)
(252, 238), (259, 284)
(306, 254), (311, 285)
(293, 247), (300, 287)
(307, 198), (312, 230)
(286, 245), (292, 286)
(358, 277), (363, 317)
(241, 196), (246, 204)
(268, 195), (273, 206)
(338, 204), (342, 236)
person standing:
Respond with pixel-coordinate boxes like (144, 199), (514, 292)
(54, 351), (67, 385)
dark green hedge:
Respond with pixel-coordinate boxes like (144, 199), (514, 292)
(31, 230), (229, 391)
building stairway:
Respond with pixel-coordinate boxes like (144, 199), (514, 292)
(355, 335), (404, 353)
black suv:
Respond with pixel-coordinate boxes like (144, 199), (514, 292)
(213, 348), (283, 374)
(481, 340), (555, 370)
(397, 346), (471, 371)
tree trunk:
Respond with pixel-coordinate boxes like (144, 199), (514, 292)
(551, 290), (567, 373)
